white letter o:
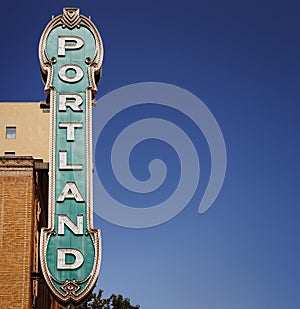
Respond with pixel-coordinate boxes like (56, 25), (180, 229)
(58, 64), (84, 83)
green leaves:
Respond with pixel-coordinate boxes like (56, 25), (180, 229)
(62, 289), (140, 309)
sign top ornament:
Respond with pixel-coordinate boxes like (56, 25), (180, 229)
(39, 8), (103, 94)
(39, 8), (103, 305)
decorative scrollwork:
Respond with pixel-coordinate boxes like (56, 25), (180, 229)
(62, 8), (81, 29)
(61, 280), (81, 296)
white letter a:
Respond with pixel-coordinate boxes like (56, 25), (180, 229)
(57, 182), (84, 202)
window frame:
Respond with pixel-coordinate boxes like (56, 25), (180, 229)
(4, 152), (15, 157)
(6, 126), (16, 139)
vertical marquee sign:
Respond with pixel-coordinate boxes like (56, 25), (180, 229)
(39, 8), (103, 304)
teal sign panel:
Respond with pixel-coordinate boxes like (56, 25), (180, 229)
(39, 8), (103, 305)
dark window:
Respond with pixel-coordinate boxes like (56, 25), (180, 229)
(4, 152), (15, 157)
(6, 127), (16, 139)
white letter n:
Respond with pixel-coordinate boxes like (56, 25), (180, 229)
(58, 214), (83, 235)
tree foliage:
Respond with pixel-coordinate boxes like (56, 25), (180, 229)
(60, 290), (140, 309)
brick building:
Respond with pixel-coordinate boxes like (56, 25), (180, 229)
(0, 103), (60, 308)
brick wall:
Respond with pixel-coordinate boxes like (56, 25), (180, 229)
(0, 157), (35, 308)
(0, 157), (57, 309)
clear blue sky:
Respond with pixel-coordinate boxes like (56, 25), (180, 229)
(1, 1), (299, 308)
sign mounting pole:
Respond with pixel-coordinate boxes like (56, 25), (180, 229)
(39, 8), (103, 305)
